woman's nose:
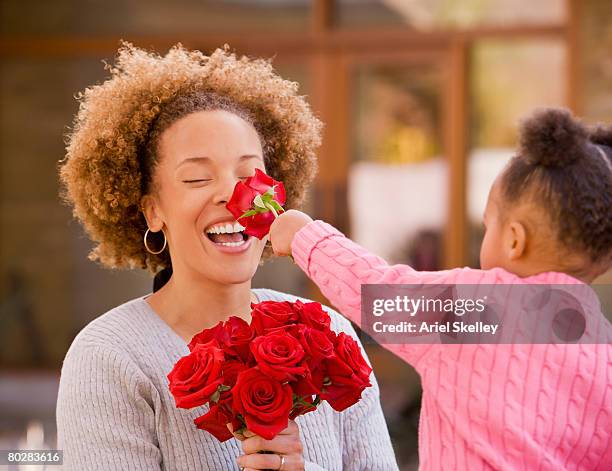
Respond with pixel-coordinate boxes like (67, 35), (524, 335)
(212, 176), (239, 205)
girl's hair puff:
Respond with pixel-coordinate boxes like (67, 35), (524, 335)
(500, 107), (612, 266)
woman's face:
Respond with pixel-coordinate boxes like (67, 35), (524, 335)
(144, 109), (267, 285)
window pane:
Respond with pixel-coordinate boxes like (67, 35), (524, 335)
(579, 0), (612, 288)
(580, 0), (612, 123)
(467, 39), (567, 266)
(337, 0), (566, 30)
(0, 58), (152, 370)
(350, 63), (446, 268)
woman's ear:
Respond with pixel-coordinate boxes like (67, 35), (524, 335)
(507, 221), (527, 260)
(140, 194), (164, 231)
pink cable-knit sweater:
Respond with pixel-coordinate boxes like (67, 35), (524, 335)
(291, 220), (612, 471)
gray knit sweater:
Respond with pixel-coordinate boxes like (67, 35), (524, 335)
(56, 288), (399, 470)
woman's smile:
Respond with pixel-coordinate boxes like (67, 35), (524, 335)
(203, 219), (255, 254)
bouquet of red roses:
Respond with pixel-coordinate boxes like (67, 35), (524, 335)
(167, 300), (373, 442)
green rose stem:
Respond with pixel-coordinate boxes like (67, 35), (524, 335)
(264, 203), (279, 218)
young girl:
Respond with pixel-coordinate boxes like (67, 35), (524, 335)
(269, 108), (612, 470)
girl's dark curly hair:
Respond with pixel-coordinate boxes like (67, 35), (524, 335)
(500, 107), (612, 266)
(57, 41), (323, 278)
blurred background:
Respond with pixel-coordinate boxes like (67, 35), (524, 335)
(1, 0), (611, 469)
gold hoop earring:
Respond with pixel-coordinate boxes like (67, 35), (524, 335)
(144, 228), (167, 255)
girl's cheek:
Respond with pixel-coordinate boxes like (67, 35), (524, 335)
(479, 233), (492, 269)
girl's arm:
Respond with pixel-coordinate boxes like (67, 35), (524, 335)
(290, 220), (488, 368)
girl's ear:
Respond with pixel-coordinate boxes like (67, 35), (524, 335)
(140, 194), (165, 231)
(507, 221), (527, 260)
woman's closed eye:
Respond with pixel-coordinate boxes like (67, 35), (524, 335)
(182, 179), (212, 183)
(182, 176), (249, 184)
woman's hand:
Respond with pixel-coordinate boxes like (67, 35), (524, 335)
(269, 210), (313, 257)
(233, 420), (305, 471)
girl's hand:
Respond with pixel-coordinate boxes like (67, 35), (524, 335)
(269, 210), (313, 257)
(234, 420), (305, 471)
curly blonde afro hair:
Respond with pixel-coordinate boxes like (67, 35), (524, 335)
(58, 41), (323, 274)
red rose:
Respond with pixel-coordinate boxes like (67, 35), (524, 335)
(250, 331), (308, 382)
(226, 168), (286, 239)
(232, 367), (293, 440)
(289, 394), (318, 420)
(251, 301), (299, 335)
(291, 364), (325, 397)
(222, 359), (248, 387)
(194, 404), (234, 442)
(222, 316), (254, 363)
(167, 342), (225, 408)
(295, 300), (332, 332)
(289, 324), (335, 397)
(215, 359), (249, 414)
(187, 321), (224, 352)
(321, 333), (372, 412)
(294, 324), (335, 369)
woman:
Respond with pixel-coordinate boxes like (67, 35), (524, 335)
(56, 41), (398, 471)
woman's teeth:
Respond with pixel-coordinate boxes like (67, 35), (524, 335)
(206, 222), (246, 234)
(217, 240), (246, 247)
(205, 221), (248, 245)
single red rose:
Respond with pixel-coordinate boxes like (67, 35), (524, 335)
(222, 316), (254, 362)
(226, 168), (286, 239)
(232, 367), (293, 440)
(216, 359), (248, 410)
(167, 342), (225, 409)
(262, 323), (303, 341)
(295, 300), (332, 332)
(250, 301), (299, 335)
(320, 333), (372, 412)
(321, 374), (366, 412)
(228, 180), (259, 217)
(327, 328), (339, 344)
(194, 404), (234, 442)
(236, 211), (276, 240)
(222, 359), (248, 388)
(188, 321), (224, 352)
(250, 331), (308, 382)
(247, 168), (284, 198)
(334, 333), (372, 382)
(291, 364), (325, 397)
(294, 324), (335, 370)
